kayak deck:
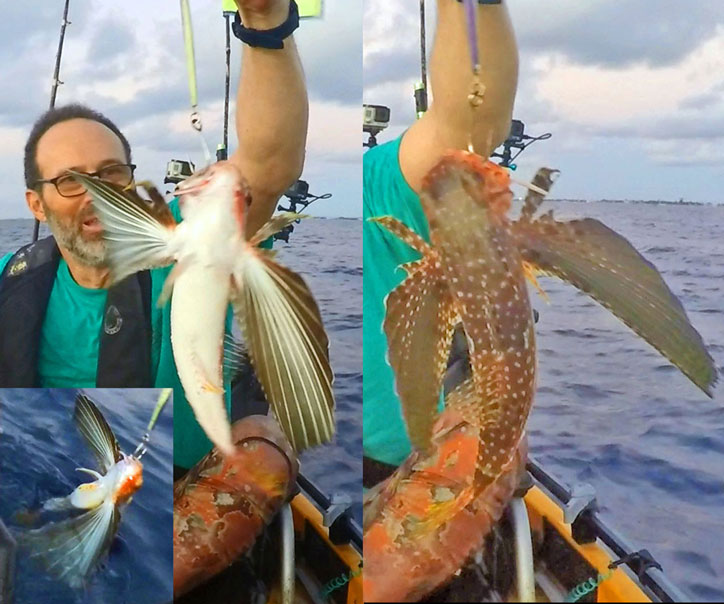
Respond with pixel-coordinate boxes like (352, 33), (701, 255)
(414, 457), (685, 603)
(176, 478), (362, 604)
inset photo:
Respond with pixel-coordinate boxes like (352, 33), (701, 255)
(0, 388), (172, 603)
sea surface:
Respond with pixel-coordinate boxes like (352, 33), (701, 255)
(0, 388), (174, 604)
(518, 201), (724, 602)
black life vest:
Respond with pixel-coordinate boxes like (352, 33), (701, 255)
(0, 236), (152, 387)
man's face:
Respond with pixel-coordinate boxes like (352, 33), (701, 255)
(27, 118), (129, 268)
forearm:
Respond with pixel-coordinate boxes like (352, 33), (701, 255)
(401, 0), (518, 192)
(230, 0), (309, 236)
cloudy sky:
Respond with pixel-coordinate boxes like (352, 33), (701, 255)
(365, 0), (724, 204)
(0, 0), (361, 220)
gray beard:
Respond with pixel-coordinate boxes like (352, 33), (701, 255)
(41, 200), (107, 268)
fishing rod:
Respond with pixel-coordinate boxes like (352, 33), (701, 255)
(220, 3), (237, 161)
(33, 0), (72, 243)
(415, 0), (428, 118)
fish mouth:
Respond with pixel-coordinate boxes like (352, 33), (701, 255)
(174, 174), (214, 197)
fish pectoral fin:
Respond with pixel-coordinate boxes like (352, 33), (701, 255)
(73, 394), (121, 473)
(222, 333), (249, 384)
(368, 215), (432, 256)
(40, 496), (74, 512)
(20, 500), (120, 589)
(384, 253), (455, 451)
(68, 171), (176, 284)
(232, 250), (335, 451)
(249, 212), (306, 247)
(75, 468), (103, 481)
(512, 216), (718, 396)
(522, 260), (550, 303)
(518, 167), (560, 222)
(156, 260), (189, 308)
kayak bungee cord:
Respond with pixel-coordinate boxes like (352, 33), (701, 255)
(179, 0), (213, 166)
(565, 569), (614, 603)
(133, 388), (173, 459)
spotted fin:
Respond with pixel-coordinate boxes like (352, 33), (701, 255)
(519, 168), (559, 223)
(383, 253), (456, 452)
(231, 248), (335, 451)
(368, 216), (432, 256)
(69, 172), (176, 284)
(512, 216), (718, 395)
(20, 500), (120, 589)
(73, 394), (121, 473)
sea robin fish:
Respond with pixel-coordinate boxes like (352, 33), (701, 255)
(71, 163), (335, 455)
(20, 393), (144, 589)
(364, 151), (717, 601)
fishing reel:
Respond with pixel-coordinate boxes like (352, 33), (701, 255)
(491, 120), (551, 169)
(363, 104), (391, 149)
(274, 180), (332, 243)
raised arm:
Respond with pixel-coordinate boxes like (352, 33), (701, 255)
(230, 0), (309, 236)
(400, 0), (518, 193)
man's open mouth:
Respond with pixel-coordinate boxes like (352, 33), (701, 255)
(81, 216), (103, 233)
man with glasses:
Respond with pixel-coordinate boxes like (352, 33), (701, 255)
(0, 0), (307, 473)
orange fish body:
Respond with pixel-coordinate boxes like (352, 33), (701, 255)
(173, 415), (298, 598)
(363, 385), (528, 602)
(365, 152), (537, 601)
(365, 148), (717, 602)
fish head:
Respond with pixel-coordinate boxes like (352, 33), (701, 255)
(174, 161), (252, 220)
(422, 151), (513, 219)
(112, 455), (143, 505)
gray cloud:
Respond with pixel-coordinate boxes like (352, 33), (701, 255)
(511, 0), (723, 68)
(85, 19), (139, 68)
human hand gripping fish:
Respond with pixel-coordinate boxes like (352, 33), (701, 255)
(19, 393), (144, 589)
(70, 163), (335, 455)
(364, 151), (717, 602)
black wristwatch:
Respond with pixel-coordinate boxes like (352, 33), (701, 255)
(232, 0), (300, 49)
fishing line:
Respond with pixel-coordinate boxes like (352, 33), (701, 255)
(133, 388), (173, 459)
(180, 0), (213, 166)
(462, 0), (485, 154)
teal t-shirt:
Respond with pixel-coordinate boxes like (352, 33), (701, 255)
(0, 198), (250, 469)
(363, 135), (442, 466)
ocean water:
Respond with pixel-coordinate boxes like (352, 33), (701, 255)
(0, 388), (174, 604)
(521, 201), (724, 602)
(0, 217), (363, 523)
(277, 218), (363, 524)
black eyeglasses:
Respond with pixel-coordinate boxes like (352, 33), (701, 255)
(35, 163), (137, 198)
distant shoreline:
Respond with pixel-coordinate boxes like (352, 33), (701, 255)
(537, 199), (716, 206)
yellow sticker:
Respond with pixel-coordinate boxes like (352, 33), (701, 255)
(8, 260), (27, 276)
(222, 0), (322, 18)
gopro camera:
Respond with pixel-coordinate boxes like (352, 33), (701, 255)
(164, 160), (195, 185)
(363, 104), (391, 136)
